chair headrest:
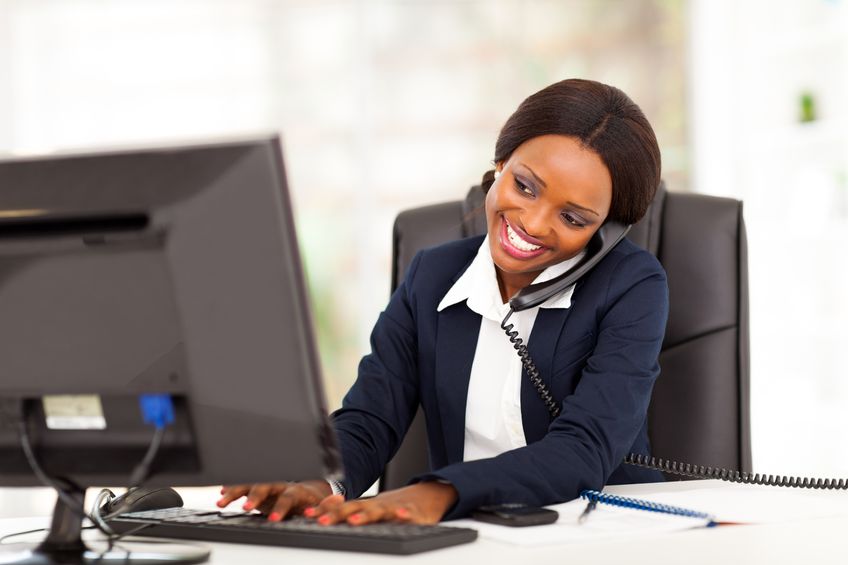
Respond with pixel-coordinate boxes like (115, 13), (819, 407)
(461, 185), (487, 238)
(627, 181), (666, 256)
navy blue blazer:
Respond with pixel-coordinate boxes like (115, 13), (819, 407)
(331, 235), (668, 519)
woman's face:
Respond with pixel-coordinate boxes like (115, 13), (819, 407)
(485, 134), (613, 291)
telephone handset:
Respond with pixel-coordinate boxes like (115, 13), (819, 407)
(500, 221), (848, 491)
(508, 221), (631, 312)
(500, 220), (630, 419)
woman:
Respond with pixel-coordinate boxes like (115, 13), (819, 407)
(218, 78), (668, 525)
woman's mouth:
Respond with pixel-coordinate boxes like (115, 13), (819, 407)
(499, 216), (547, 259)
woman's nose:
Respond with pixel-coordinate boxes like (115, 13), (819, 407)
(519, 208), (552, 239)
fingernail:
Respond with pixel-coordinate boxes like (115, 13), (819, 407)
(243, 501), (254, 511)
(303, 507), (316, 517)
(349, 513), (363, 524)
(268, 512), (282, 522)
(318, 515), (331, 525)
(216, 499), (226, 507)
(396, 508), (410, 518)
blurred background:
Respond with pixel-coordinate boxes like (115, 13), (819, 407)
(0, 0), (845, 479)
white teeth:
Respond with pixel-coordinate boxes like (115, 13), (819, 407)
(506, 222), (541, 252)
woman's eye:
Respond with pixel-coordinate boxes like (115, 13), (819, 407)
(515, 179), (533, 196)
(562, 212), (586, 227)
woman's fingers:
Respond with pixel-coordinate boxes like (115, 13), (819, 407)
(216, 485), (251, 508)
(266, 483), (327, 521)
(317, 499), (362, 525)
(310, 483), (455, 525)
(244, 483), (276, 511)
(309, 494), (345, 521)
(217, 481), (334, 520)
(345, 501), (394, 525)
(216, 483), (288, 511)
(218, 482), (449, 525)
(313, 498), (421, 526)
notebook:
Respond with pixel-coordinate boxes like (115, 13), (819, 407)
(450, 484), (848, 546)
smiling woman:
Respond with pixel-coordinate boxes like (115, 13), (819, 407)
(488, 135), (614, 300)
(218, 78), (669, 526)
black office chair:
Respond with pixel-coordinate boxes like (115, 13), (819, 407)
(380, 182), (751, 490)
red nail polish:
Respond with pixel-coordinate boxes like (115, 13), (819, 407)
(349, 514), (362, 524)
(268, 512), (282, 522)
(243, 501), (254, 511)
(396, 508), (410, 518)
(303, 507), (316, 517)
(318, 515), (331, 525)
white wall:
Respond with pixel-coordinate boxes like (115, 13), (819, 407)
(0, 0), (687, 408)
(7, 0), (839, 482)
(689, 0), (848, 476)
(2, 0), (278, 152)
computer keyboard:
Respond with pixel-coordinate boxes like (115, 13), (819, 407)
(107, 507), (478, 555)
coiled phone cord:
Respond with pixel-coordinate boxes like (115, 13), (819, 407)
(501, 308), (560, 419)
(624, 453), (848, 490)
(502, 309), (848, 491)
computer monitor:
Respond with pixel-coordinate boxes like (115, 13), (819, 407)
(0, 136), (342, 563)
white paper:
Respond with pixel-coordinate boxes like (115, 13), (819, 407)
(638, 484), (848, 524)
(451, 485), (848, 546)
(450, 497), (708, 546)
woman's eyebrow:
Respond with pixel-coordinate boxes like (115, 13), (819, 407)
(567, 202), (600, 217)
(520, 164), (548, 188)
(519, 163), (600, 217)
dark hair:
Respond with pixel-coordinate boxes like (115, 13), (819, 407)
(482, 79), (661, 225)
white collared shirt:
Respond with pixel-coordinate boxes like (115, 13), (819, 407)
(437, 236), (585, 461)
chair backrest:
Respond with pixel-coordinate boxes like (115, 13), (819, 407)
(380, 183), (751, 491)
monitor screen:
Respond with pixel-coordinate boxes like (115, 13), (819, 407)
(0, 136), (342, 489)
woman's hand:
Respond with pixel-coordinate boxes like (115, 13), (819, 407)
(217, 480), (457, 525)
(217, 480), (335, 521)
(306, 482), (458, 526)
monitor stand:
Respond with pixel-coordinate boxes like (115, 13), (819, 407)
(0, 486), (210, 564)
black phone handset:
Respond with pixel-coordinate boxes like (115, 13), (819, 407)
(502, 221), (848, 491)
(501, 221), (631, 419)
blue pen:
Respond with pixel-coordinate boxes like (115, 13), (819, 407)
(577, 498), (597, 524)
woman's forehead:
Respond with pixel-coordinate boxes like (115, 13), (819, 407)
(508, 135), (612, 208)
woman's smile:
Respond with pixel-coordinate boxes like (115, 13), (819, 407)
(499, 215), (548, 259)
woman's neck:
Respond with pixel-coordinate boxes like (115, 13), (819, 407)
(496, 268), (543, 304)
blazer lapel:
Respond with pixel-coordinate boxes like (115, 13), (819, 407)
(434, 304), (481, 464)
(520, 308), (571, 443)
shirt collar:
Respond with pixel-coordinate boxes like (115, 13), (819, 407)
(436, 236), (585, 321)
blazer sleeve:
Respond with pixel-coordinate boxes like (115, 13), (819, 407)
(329, 252), (424, 498)
(413, 251), (669, 519)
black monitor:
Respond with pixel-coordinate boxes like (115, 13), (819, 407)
(0, 136), (342, 563)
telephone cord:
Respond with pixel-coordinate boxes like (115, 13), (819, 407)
(625, 453), (848, 490)
(501, 308), (560, 419)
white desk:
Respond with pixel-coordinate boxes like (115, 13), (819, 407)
(2, 481), (847, 565)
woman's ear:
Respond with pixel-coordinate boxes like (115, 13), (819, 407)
(482, 162), (505, 193)
(481, 170), (496, 193)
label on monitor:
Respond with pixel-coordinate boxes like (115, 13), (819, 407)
(42, 395), (107, 430)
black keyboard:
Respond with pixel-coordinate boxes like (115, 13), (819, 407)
(107, 507), (478, 555)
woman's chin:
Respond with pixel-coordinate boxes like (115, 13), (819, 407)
(491, 251), (548, 276)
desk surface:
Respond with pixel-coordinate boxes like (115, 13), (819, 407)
(2, 480), (847, 565)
